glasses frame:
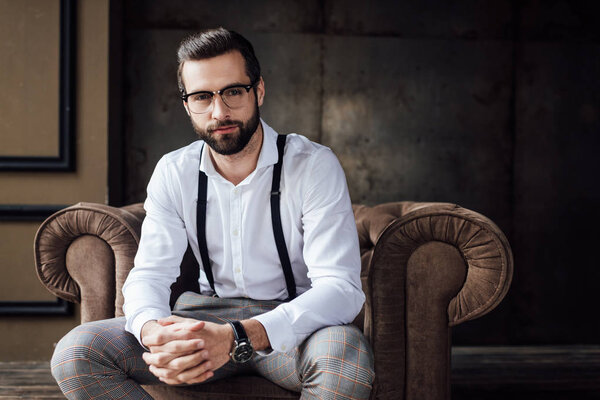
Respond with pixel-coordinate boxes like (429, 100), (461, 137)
(181, 80), (258, 114)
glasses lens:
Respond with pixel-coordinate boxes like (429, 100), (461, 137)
(188, 93), (212, 114)
(221, 86), (248, 109)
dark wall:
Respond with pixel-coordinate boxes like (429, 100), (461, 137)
(114, 0), (600, 346)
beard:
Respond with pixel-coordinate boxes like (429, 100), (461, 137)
(191, 101), (261, 156)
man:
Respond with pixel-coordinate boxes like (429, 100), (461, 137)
(51, 28), (375, 399)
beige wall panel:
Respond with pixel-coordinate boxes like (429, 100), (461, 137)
(0, 0), (108, 205)
(0, 0), (109, 361)
(0, 222), (55, 301)
(0, 306), (81, 361)
(0, 0), (60, 157)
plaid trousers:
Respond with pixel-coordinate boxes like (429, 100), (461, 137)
(51, 292), (375, 399)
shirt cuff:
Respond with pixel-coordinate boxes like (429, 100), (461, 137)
(126, 309), (171, 349)
(252, 308), (296, 353)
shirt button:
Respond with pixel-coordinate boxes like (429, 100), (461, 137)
(281, 345), (287, 351)
(235, 267), (241, 273)
(232, 228), (239, 236)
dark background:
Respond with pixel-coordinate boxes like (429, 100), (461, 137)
(109, 0), (600, 347)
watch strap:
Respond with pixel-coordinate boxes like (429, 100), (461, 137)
(228, 320), (248, 341)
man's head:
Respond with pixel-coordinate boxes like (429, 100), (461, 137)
(177, 28), (261, 95)
(177, 28), (264, 155)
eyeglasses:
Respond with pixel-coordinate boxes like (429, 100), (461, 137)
(181, 81), (257, 114)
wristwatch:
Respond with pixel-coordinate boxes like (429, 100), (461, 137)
(228, 320), (254, 363)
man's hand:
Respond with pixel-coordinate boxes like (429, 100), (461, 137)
(141, 316), (233, 385)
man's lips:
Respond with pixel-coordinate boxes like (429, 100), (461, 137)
(211, 125), (239, 134)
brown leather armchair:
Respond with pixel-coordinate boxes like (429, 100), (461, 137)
(34, 201), (513, 400)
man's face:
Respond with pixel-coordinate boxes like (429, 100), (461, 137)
(181, 51), (265, 155)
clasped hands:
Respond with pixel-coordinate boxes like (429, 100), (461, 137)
(141, 316), (234, 385)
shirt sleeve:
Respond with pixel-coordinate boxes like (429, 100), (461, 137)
(122, 156), (188, 346)
(253, 147), (364, 352)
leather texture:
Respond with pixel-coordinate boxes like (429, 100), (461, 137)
(34, 201), (513, 400)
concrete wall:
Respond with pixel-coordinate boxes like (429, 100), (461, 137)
(0, 0), (109, 360)
(119, 0), (600, 345)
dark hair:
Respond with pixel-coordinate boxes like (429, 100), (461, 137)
(176, 28), (261, 94)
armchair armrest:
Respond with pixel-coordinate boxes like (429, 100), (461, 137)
(354, 202), (513, 400)
(34, 202), (145, 322)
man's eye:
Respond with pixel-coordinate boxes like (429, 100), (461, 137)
(224, 87), (243, 96)
(191, 93), (211, 102)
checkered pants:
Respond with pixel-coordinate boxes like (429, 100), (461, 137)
(51, 293), (375, 399)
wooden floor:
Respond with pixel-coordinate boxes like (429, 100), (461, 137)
(0, 362), (63, 399)
(1, 346), (599, 399)
(451, 345), (600, 400)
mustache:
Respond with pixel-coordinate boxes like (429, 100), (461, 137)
(207, 119), (243, 133)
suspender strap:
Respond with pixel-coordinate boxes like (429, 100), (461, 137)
(196, 135), (297, 300)
(271, 134), (297, 300)
(197, 144), (217, 293)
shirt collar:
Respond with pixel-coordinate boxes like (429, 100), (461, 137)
(256, 119), (279, 169)
(199, 118), (279, 178)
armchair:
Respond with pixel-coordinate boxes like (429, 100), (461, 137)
(34, 201), (512, 400)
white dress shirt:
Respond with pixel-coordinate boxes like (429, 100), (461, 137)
(123, 120), (364, 352)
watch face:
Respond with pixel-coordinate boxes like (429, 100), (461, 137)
(232, 341), (254, 363)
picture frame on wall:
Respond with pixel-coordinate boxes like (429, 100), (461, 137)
(0, 0), (75, 171)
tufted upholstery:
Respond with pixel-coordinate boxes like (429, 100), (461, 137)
(34, 201), (512, 400)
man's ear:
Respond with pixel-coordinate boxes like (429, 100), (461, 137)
(183, 100), (191, 116)
(256, 77), (265, 107)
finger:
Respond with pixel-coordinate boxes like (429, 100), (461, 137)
(159, 376), (181, 385)
(166, 350), (209, 371)
(183, 370), (214, 384)
(143, 351), (173, 367)
(176, 360), (213, 383)
(144, 327), (202, 348)
(157, 315), (186, 325)
(143, 348), (198, 367)
(161, 321), (200, 336)
(148, 364), (180, 381)
(157, 318), (205, 332)
(186, 320), (205, 331)
(150, 338), (205, 354)
(157, 315), (203, 326)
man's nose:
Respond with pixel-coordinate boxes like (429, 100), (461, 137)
(211, 95), (230, 120)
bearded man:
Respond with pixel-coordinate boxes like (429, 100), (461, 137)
(51, 28), (375, 400)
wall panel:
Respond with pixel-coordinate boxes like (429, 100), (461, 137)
(0, 0), (109, 361)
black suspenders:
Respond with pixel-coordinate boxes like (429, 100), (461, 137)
(270, 135), (297, 300)
(196, 134), (297, 300)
